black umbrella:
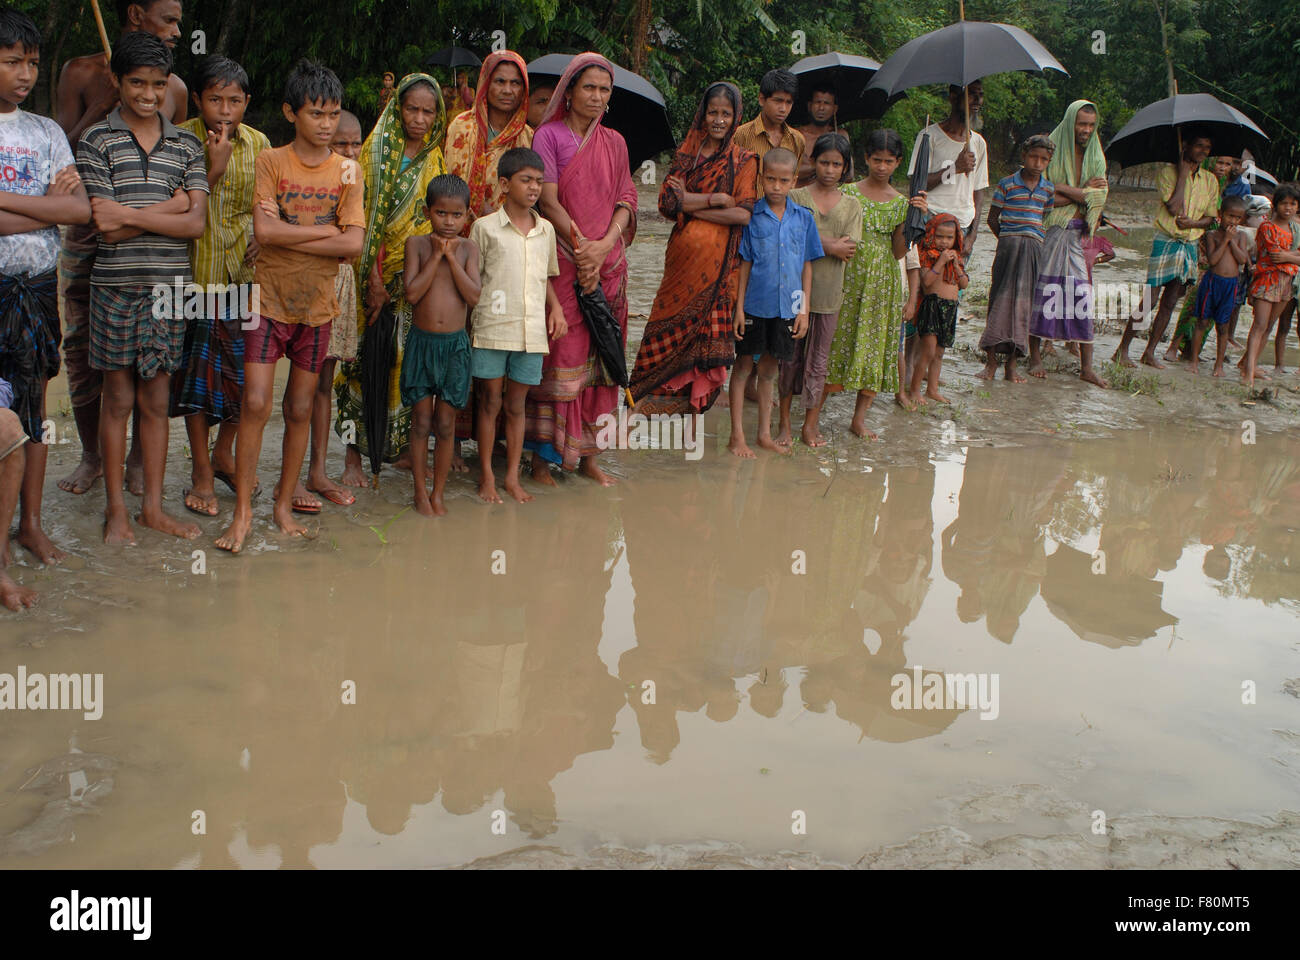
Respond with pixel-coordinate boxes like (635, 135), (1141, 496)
(574, 282), (630, 401)
(359, 303), (399, 485)
(788, 52), (882, 125)
(903, 121), (931, 245)
(526, 53), (675, 171)
(1249, 166), (1278, 196)
(425, 46), (481, 71)
(859, 20), (1067, 118)
(1106, 93), (1268, 169)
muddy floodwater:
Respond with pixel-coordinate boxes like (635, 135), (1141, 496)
(2, 185), (1299, 868)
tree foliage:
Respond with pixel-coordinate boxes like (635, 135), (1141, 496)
(15, 0), (1299, 178)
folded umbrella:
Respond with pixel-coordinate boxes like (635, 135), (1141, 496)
(526, 53), (675, 171)
(788, 52), (882, 125)
(1106, 93), (1268, 169)
(860, 20), (1066, 118)
(359, 302), (399, 485)
(903, 120), (931, 245)
(576, 283), (630, 396)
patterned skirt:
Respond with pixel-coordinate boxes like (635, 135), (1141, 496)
(0, 270), (61, 441)
(169, 312), (245, 423)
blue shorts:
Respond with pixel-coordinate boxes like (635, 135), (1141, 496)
(1195, 272), (1239, 327)
(471, 347), (544, 386)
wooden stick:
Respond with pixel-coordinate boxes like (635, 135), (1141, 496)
(90, 0), (112, 59)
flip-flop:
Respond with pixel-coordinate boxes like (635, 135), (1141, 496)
(307, 485), (356, 507)
(213, 469), (261, 500)
(290, 496), (322, 515)
(182, 488), (219, 517)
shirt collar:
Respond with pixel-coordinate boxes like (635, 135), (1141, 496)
(495, 204), (541, 236)
(746, 115), (788, 141)
(108, 104), (183, 140)
(1013, 169), (1049, 193)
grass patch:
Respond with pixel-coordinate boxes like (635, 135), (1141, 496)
(1101, 361), (1165, 401)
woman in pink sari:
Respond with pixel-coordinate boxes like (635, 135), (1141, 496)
(526, 53), (638, 485)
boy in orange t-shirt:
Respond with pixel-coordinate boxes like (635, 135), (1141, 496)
(216, 61), (364, 553)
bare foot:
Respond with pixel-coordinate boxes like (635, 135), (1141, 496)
(137, 506), (201, 540)
(1257, 368), (1273, 381)
(1003, 363), (1027, 383)
(1274, 366), (1287, 378)
(271, 503), (309, 538)
(579, 458), (617, 486)
(58, 457), (102, 494)
(1163, 346), (1180, 362)
(1229, 337), (1244, 349)
(911, 391), (929, 407)
(1080, 368), (1109, 389)
(924, 389), (951, 404)
(757, 436), (791, 455)
(450, 447), (469, 473)
(414, 492), (436, 517)
(531, 455), (558, 486)
(774, 427), (792, 448)
(849, 420), (878, 440)
(800, 424), (826, 447)
(505, 479), (534, 503)
(103, 510), (136, 545)
(1139, 352), (1166, 370)
(894, 392), (915, 411)
(1114, 352), (1136, 368)
(183, 487), (220, 517)
(340, 451), (368, 488)
(431, 492), (448, 516)
(1041, 341), (1058, 357)
(125, 459), (144, 497)
(1067, 342), (1081, 358)
(1027, 359), (1047, 379)
(392, 451), (413, 472)
(727, 436), (756, 459)
(975, 362), (998, 380)
(1212, 364), (1225, 378)
(0, 573), (37, 611)
(477, 476), (504, 504)
(216, 513), (252, 553)
(16, 525), (66, 564)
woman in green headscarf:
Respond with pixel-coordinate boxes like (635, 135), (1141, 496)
(1029, 99), (1110, 388)
(336, 73), (447, 484)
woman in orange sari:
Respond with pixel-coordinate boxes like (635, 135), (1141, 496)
(443, 50), (533, 231)
(630, 83), (757, 415)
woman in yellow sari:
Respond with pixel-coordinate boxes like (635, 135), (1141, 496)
(336, 73), (447, 483)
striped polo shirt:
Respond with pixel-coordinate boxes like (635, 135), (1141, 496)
(76, 106), (209, 287)
(991, 169), (1055, 241)
(181, 117), (269, 287)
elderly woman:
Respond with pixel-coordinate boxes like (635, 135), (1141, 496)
(525, 53), (637, 486)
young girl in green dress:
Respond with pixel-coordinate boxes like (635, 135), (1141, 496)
(825, 129), (909, 439)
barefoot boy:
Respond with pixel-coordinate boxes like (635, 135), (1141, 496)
(979, 135), (1054, 382)
(76, 31), (207, 544)
(0, 7), (91, 564)
(730, 147), (822, 458)
(907, 213), (968, 405)
(171, 55), (269, 519)
(1189, 195), (1251, 377)
(302, 108), (362, 507)
(401, 174), (480, 516)
(216, 60), (363, 553)
(469, 147), (562, 505)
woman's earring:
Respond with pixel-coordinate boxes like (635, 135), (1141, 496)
(565, 99), (571, 110)
(605, 105), (610, 114)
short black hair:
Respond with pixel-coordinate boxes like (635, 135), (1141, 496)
(1273, 182), (1300, 209)
(807, 83), (837, 102)
(1077, 103), (1098, 115)
(498, 146), (544, 181)
(117, 0), (166, 23)
(0, 6), (41, 52)
(283, 59), (343, 112)
(1021, 133), (1056, 155)
(426, 173), (469, 208)
(762, 147), (797, 173)
(192, 56), (250, 97)
(1183, 125), (1213, 147)
(1219, 195), (1247, 214)
(110, 29), (171, 79)
(759, 68), (798, 99)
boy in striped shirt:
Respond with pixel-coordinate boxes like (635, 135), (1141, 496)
(170, 55), (269, 518)
(76, 32), (207, 543)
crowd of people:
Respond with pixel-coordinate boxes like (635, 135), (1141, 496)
(1, 2), (1297, 612)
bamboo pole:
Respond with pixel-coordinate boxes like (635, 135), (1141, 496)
(90, 0), (112, 59)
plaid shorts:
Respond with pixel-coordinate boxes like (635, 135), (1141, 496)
(89, 283), (184, 379)
(244, 315), (331, 373)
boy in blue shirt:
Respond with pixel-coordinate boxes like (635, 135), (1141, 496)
(730, 148), (823, 458)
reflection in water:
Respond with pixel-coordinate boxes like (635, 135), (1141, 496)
(1, 426), (1297, 866)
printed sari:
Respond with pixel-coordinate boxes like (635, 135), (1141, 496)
(524, 53), (639, 468)
(630, 82), (757, 415)
(443, 50), (534, 232)
(334, 73), (446, 463)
